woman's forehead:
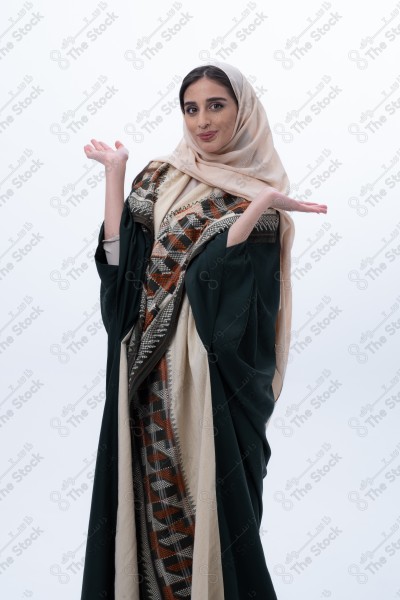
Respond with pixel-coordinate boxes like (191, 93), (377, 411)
(184, 77), (230, 96)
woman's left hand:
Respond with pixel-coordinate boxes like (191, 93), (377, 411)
(259, 187), (328, 214)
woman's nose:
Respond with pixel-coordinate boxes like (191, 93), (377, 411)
(197, 109), (210, 128)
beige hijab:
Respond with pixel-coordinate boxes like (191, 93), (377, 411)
(154, 60), (291, 198)
(154, 61), (295, 402)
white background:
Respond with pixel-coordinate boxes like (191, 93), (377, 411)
(1, 0), (399, 598)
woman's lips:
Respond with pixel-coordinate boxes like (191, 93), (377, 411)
(198, 131), (217, 140)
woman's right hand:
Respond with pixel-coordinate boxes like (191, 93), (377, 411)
(83, 138), (129, 171)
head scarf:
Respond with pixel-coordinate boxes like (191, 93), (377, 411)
(154, 60), (291, 200)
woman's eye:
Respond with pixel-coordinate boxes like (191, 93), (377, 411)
(185, 103), (224, 115)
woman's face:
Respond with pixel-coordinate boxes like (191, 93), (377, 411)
(182, 77), (238, 153)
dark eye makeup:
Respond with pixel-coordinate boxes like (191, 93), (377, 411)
(185, 102), (224, 114)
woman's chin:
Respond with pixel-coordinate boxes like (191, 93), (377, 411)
(196, 140), (224, 155)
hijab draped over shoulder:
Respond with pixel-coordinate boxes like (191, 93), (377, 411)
(154, 61), (295, 401)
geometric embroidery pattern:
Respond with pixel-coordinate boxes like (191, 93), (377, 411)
(131, 348), (195, 599)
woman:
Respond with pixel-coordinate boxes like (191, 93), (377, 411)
(81, 62), (327, 600)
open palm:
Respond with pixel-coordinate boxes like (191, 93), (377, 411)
(83, 138), (129, 170)
(267, 188), (327, 213)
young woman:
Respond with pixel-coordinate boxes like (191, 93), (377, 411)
(81, 62), (327, 600)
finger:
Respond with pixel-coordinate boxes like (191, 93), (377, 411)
(301, 203), (327, 209)
(83, 145), (96, 156)
(116, 141), (128, 153)
(84, 149), (96, 160)
(90, 138), (112, 150)
(90, 139), (105, 151)
(299, 206), (324, 213)
(98, 140), (113, 151)
(298, 202), (327, 208)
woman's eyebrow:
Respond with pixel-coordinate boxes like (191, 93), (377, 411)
(183, 96), (228, 107)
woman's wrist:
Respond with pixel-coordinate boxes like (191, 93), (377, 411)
(252, 185), (274, 211)
(104, 159), (127, 178)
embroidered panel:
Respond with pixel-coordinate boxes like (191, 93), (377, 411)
(131, 351), (195, 600)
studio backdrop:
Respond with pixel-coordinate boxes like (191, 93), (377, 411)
(1, 0), (399, 598)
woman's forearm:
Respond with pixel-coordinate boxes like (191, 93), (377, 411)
(226, 188), (272, 247)
(103, 162), (127, 239)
